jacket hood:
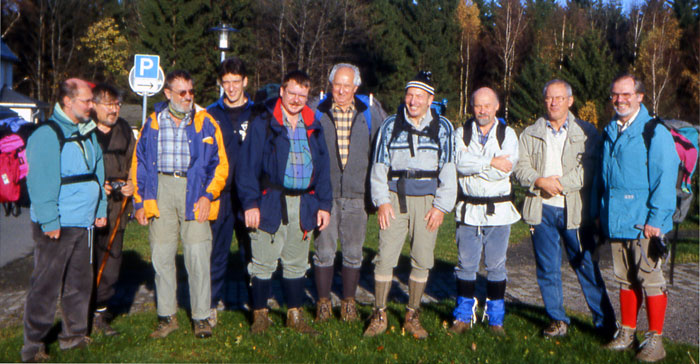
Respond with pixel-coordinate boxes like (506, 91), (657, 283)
(267, 97), (321, 131)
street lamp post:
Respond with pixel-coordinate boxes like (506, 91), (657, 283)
(210, 24), (238, 97)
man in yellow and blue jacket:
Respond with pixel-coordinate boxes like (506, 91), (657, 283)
(132, 70), (228, 340)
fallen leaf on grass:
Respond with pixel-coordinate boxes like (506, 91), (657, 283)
(471, 342), (477, 351)
(235, 335), (242, 344)
(377, 346), (384, 352)
(442, 320), (448, 329)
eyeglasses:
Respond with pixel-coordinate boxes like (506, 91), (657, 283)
(75, 98), (94, 105)
(97, 101), (122, 109)
(544, 96), (568, 104)
(610, 92), (635, 101)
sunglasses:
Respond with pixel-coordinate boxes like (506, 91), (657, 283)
(172, 89), (194, 97)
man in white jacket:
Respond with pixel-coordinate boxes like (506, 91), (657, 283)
(449, 87), (520, 335)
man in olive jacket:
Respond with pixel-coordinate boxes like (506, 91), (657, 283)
(514, 79), (615, 339)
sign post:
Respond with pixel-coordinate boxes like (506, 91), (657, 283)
(129, 54), (165, 127)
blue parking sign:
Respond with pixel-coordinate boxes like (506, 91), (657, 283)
(134, 55), (159, 80)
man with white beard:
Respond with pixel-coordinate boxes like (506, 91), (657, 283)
(448, 87), (520, 336)
(132, 70), (228, 339)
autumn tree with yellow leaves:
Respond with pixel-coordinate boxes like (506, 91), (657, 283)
(79, 17), (130, 81)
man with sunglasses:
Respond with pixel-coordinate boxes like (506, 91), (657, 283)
(595, 74), (679, 362)
(132, 70), (228, 339)
(90, 83), (136, 337)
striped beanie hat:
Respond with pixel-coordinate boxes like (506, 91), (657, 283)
(405, 71), (434, 95)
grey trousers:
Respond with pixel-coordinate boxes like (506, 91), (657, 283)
(22, 224), (93, 361)
(313, 197), (368, 268)
(149, 174), (212, 320)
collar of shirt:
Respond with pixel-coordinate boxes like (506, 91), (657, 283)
(403, 107), (433, 131)
(332, 101), (355, 113)
(546, 119), (568, 136)
(616, 107), (641, 133)
(283, 111), (304, 131)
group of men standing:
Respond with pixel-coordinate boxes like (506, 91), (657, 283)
(20, 58), (678, 364)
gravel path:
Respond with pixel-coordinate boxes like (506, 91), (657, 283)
(1, 238), (697, 346)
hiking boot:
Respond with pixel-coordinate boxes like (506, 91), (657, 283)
(287, 307), (318, 335)
(208, 308), (218, 328)
(363, 308), (388, 337)
(340, 298), (359, 322)
(448, 319), (472, 334)
(543, 320), (568, 338)
(635, 331), (666, 362)
(489, 325), (506, 336)
(22, 349), (49, 363)
(251, 308), (273, 334)
(403, 308), (428, 339)
(604, 324), (637, 351)
(61, 336), (92, 350)
(193, 319), (212, 339)
(93, 310), (119, 336)
(149, 315), (179, 339)
(315, 298), (332, 322)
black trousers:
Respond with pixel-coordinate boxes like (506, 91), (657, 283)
(93, 228), (124, 307)
(22, 224), (93, 360)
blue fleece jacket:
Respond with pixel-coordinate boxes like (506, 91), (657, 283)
(27, 103), (107, 231)
(598, 104), (679, 238)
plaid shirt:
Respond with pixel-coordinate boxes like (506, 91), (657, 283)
(157, 110), (191, 173)
(331, 102), (355, 169)
(283, 114), (314, 190)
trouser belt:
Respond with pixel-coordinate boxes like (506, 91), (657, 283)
(457, 192), (513, 216)
(159, 171), (187, 178)
(388, 170), (439, 213)
(263, 178), (313, 225)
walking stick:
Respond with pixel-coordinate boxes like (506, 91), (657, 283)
(669, 222), (679, 285)
(96, 197), (129, 289)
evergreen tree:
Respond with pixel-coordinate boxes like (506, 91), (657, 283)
(559, 29), (617, 122)
(509, 53), (554, 125)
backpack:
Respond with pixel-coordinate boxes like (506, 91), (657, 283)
(643, 118), (700, 223)
(314, 93), (373, 134)
(0, 134), (26, 203)
(462, 118), (507, 149)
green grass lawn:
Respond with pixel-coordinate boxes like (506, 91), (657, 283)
(1, 302), (698, 363)
(1, 208), (697, 362)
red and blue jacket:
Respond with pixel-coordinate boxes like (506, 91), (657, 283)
(131, 102), (229, 221)
(235, 98), (332, 234)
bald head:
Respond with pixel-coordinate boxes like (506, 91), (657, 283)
(58, 78), (93, 124)
(471, 87), (500, 127)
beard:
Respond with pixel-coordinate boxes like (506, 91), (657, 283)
(171, 100), (193, 114)
(613, 105), (633, 117)
(476, 116), (491, 126)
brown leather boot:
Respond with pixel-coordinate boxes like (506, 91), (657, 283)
(340, 298), (359, 322)
(315, 298), (332, 322)
(250, 308), (273, 334)
(363, 308), (388, 337)
(448, 319), (473, 334)
(604, 324), (638, 351)
(403, 308), (428, 339)
(635, 331), (666, 362)
(149, 315), (179, 339)
(287, 307), (318, 335)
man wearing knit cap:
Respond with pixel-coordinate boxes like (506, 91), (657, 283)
(364, 71), (456, 339)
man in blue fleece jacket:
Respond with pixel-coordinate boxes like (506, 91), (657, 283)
(21, 78), (107, 362)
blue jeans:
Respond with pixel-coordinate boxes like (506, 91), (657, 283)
(531, 204), (615, 327)
(455, 224), (510, 282)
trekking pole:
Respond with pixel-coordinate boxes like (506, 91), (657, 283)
(96, 197), (129, 288)
(669, 222), (679, 285)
